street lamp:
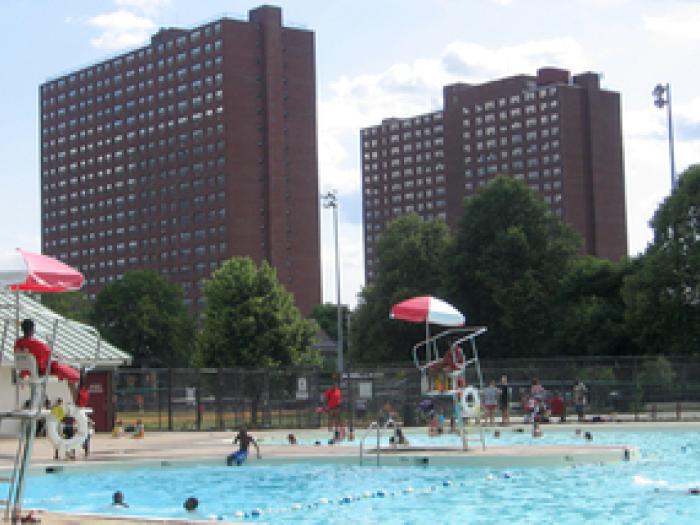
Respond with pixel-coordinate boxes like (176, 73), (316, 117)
(653, 83), (677, 191)
(321, 190), (343, 374)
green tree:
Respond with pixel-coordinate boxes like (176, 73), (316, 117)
(548, 257), (635, 357)
(349, 214), (451, 363)
(92, 270), (194, 366)
(40, 291), (92, 324)
(623, 164), (700, 355)
(196, 257), (319, 367)
(446, 176), (579, 357)
(309, 303), (349, 352)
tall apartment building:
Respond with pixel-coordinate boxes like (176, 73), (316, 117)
(40, 6), (321, 314)
(361, 68), (627, 282)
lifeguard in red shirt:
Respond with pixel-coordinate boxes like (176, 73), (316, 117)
(14, 318), (80, 385)
(323, 381), (342, 432)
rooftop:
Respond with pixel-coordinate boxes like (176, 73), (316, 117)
(0, 289), (131, 367)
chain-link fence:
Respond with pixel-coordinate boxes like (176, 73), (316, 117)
(112, 355), (700, 431)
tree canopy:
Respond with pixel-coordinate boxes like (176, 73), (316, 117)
(92, 270), (194, 367)
(548, 256), (634, 357)
(622, 164), (700, 355)
(40, 291), (92, 324)
(446, 176), (580, 357)
(196, 257), (319, 368)
(349, 214), (451, 364)
(309, 303), (349, 351)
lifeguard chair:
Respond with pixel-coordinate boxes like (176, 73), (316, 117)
(411, 326), (488, 450)
(390, 294), (489, 450)
(0, 346), (53, 523)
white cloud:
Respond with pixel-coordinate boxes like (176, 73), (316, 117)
(319, 37), (588, 197)
(115, 0), (171, 16)
(644, 4), (700, 41)
(441, 38), (590, 79)
(87, 9), (155, 50)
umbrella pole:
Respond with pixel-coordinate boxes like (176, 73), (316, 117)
(425, 320), (429, 360)
(15, 290), (19, 339)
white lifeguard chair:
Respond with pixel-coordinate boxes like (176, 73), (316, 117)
(412, 326), (488, 451)
(0, 348), (53, 523)
(0, 315), (99, 523)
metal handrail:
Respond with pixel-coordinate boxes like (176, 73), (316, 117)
(412, 326), (487, 371)
(358, 420), (399, 466)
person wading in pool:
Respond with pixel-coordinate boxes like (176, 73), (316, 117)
(227, 427), (261, 466)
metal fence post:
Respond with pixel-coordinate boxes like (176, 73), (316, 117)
(195, 369), (202, 431)
(167, 367), (173, 431)
(217, 368), (224, 431)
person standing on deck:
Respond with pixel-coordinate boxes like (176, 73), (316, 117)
(483, 379), (499, 427)
(573, 379), (588, 422)
(498, 375), (511, 426)
(323, 379), (343, 433)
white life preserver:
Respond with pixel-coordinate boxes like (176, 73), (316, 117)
(46, 405), (90, 452)
(460, 386), (481, 418)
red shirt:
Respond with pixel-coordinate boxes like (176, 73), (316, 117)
(550, 396), (565, 416)
(324, 386), (342, 409)
(14, 336), (80, 383)
(14, 337), (51, 375)
(78, 386), (90, 407)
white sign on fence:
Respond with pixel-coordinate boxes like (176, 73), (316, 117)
(296, 377), (308, 400)
(358, 381), (372, 399)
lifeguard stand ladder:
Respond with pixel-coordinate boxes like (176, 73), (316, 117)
(412, 326), (487, 451)
(0, 314), (64, 524)
(0, 351), (52, 523)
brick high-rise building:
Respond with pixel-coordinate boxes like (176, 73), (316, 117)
(40, 6), (320, 313)
(361, 68), (627, 282)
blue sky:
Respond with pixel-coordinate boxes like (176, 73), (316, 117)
(1, 0), (698, 307)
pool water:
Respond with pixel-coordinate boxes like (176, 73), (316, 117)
(23, 429), (700, 524)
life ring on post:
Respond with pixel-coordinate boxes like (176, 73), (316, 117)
(46, 405), (90, 452)
(460, 386), (481, 419)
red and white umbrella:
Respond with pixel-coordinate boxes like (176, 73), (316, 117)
(390, 295), (465, 327)
(0, 248), (84, 292)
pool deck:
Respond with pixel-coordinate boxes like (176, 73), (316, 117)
(2, 420), (698, 524)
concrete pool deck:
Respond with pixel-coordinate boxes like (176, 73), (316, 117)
(2, 420), (698, 524)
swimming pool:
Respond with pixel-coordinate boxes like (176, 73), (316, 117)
(22, 429), (700, 524)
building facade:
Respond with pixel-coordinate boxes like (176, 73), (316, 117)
(40, 6), (321, 314)
(361, 68), (627, 282)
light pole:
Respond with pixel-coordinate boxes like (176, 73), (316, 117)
(653, 83), (677, 191)
(321, 190), (343, 374)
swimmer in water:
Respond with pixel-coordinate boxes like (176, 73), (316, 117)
(112, 491), (129, 507)
(584, 431), (593, 441)
(533, 421), (543, 438)
(226, 427), (261, 466)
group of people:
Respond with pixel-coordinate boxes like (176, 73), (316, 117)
(112, 491), (199, 512)
(481, 375), (589, 426)
(111, 419), (145, 439)
(519, 378), (588, 425)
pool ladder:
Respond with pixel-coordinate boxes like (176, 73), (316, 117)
(359, 421), (396, 466)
